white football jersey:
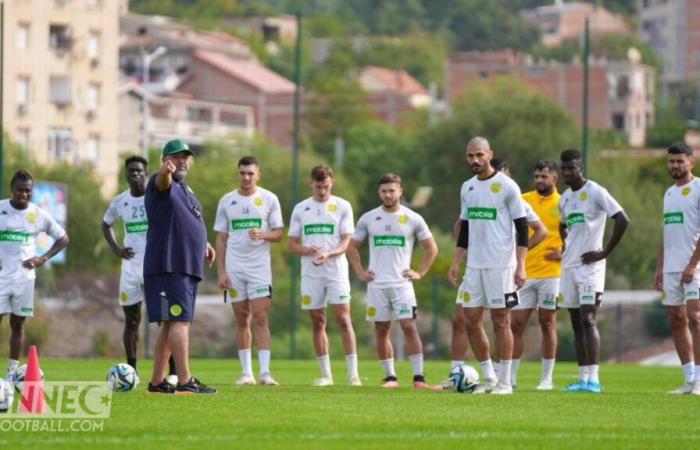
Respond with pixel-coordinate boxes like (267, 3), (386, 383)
(0, 199), (65, 281)
(352, 205), (432, 287)
(103, 190), (147, 277)
(662, 178), (700, 273)
(559, 180), (623, 269)
(288, 196), (354, 280)
(459, 172), (526, 269)
(214, 187), (284, 273)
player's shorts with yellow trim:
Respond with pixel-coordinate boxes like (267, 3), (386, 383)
(457, 267), (518, 309)
(662, 271), (700, 306)
(513, 277), (559, 310)
(365, 284), (416, 322)
(119, 264), (144, 307)
(559, 262), (605, 308)
(0, 279), (35, 317)
(301, 276), (351, 310)
(225, 268), (272, 303)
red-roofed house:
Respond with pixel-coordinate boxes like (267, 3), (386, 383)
(357, 66), (431, 124)
(177, 50), (296, 147)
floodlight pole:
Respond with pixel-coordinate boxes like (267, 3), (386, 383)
(289, 11), (302, 359)
(0, 2), (4, 198)
(582, 17), (590, 175)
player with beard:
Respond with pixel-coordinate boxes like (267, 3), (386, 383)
(347, 173), (438, 389)
(448, 137), (528, 395)
(559, 148), (628, 394)
(510, 160), (562, 390)
(654, 143), (700, 395)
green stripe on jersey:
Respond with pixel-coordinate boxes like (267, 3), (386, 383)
(0, 230), (30, 243)
(373, 235), (406, 247)
(125, 221), (148, 234)
(467, 207), (497, 221)
(664, 212), (683, 225)
(231, 218), (262, 230)
(304, 224), (335, 235)
(566, 212), (585, 228)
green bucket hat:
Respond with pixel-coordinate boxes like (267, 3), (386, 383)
(162, 139), (194, 157)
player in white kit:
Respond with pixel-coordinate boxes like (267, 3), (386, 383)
(101, 156), (177, 383)
(215, 156), (283, 386)
(558, 148), (629, 394)
(448, 137), (528, 395)
(0, 169), (69, 379)
(654, 143), (700, 395)
(347, 173), (438, 389)
(288, 165), (361, 386)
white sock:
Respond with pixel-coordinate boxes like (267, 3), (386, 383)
(499, 359), (512, 386)
(238, 349), (253, 376)
(694, 365), (700, 382)
(451, 360), (464, 368)
(541, 358), (555, 382)
(380, 358), (396, 377)
(510, 359), (521, 385)
(258, 350), (271, 375)
(682, 362), (694, 384)
(409, 354), (424, 376)
(7, 359), (19, 375)
(578, 365), (589, 382)
(317, 354), (332, 378)
(479, 359), (497, 380)
(493, 361), (501, 376)
(589, 364), (600, 383)
(346, 354), (358, 378)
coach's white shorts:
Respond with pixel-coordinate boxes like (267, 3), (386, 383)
(366, 284), (416, 322)
(662, 272), (700, 306)
(301, 276), (351, 310)
(559, 263), (605, 308)
(457, 267), (518, 309)
(119, 265), (144, 307)
(226, 269), (272, 303)
(514, 277), (559, 311)
(0, 279), (35, 317)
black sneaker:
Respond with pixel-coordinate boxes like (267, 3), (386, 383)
(175, 377), (217, 395)
(381, 375), (399, 388)
(147, 379), (176, 394)
(413, 374), (430, 389)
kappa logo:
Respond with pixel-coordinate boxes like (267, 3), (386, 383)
(468, 186), (474, 192)
(304, 206), (311, 211)
(231, 200), (238, 206)
(123, 202), (128, 207)
(375, 216), (382, 221)
(1, 210), (6, 215)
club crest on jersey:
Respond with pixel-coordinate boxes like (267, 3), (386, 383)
(27, 212), (37, 224)
(682, 187), (692, 197)
(254, 197), (264, 207)
(580, 192), (588, 201)
(490, 183), (502, 194)
(327, 203), (337, 213)
(398, 214), (408, 224)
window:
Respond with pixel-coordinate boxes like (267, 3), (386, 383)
(87, 83), (100, 114)
(48, 128), (73, 161)
(87, 31), (100, 61)
(17, 23), (29, 49)
(49, 24), (72, 53)
(49, 76), (72, 106)
(85, 135), (99, 166)
(16, 129), (29, 150)
(16, 77), (30, 113)
(612, 113), (625, 131)
(86, 0), (101, 6)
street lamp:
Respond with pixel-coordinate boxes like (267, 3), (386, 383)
(141, 45), (167, 159)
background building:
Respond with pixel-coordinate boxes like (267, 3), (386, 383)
(3, 0), (120, 196)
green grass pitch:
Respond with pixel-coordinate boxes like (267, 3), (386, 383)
(1, 359), (698, 450)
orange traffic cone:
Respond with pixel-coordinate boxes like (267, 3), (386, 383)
(19, 345), (46, 414)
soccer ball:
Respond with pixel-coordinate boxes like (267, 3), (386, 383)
(13, 364), (45, 394)
(107, 364), (139, 392)
(449, 364), (479, 393)
(0, 378), (14, 413)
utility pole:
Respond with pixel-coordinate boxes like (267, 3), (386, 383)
(289, 11), (302, 359)
(582, 17), (590, 175)
(0, 2), (5, 198)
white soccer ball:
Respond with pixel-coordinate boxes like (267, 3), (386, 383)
(13, 364), (45, 394)
(107, 363), (139, 392)
(449, 364), (479, 393)
(0, 378), (14, 412)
